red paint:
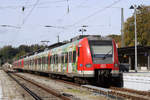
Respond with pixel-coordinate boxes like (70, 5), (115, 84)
(77, 38), (119, 71)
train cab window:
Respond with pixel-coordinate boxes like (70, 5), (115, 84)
(89, 40), (113, 64)
(73, 51), (76, 63)
(69, 52), (72, 63)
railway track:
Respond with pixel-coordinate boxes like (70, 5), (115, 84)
(34, 72), (150, 100)
(110, 87), (150, 97)
(82, 85), (150, 100)
(7, 71), (150, 100)
(7, 73), (43, 100)
(6, 72), (71, 100)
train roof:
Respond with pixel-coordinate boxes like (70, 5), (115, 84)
(15, 35), (112, 61)
(70, 35), (112, 42)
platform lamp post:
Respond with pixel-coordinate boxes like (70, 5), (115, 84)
(79, 25), (88, 35)
(130, 5), (142, 72)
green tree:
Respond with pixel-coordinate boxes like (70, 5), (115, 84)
(0, 45), (18, 64)
(0, 44), (46, 64)
(124, 6), (150, 46)
(107, 34), (121, 47)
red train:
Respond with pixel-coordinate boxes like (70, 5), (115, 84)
(13, 35), (123, 87)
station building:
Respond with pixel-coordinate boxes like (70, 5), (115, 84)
(118, 46), (150, 71)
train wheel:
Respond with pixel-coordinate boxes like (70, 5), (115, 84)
(74, 77), (88, 85)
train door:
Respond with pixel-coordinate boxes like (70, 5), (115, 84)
(61, 53), (65, 72)
(77, 44), (84, 72)
(68, 51), (72, 73)
(35, 58), (37, 71)
(58, 54), (61, 72)
(50, 55), (54, 72)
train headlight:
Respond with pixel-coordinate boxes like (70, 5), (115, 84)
(86, 64), (92, 68)
(111, 70), (119, 74)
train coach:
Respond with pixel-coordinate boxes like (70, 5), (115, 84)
(13, 35), (123, 87)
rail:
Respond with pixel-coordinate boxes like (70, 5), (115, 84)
(7, 72), (43, 100)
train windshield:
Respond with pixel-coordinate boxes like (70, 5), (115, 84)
(89, 40), (113, 64)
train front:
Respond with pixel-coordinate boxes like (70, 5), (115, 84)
(78, 36), (123, 87)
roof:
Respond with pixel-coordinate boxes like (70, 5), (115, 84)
(118, 46), (150, 56)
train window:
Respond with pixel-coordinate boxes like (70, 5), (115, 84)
(45, 57), (48, 64)
(50, 56), (52, 64)
(53, 55), (56, 64)
(29, 60), (30, 66)
(65, 53), (68, 63)
(69, 52), (72, 63)
(49, 56), (51, 64)
(52, 56), (54, 64)
(73, 51), (76, 63)
(30, 60), (32, 66)
(58, 54), (61, 63)
(38, 58), (41, 65)
(41, 57), (43, 64)
(42, 57), (45, 64)
(31, 60), (33, 66)
(56, 55), (58, 64)
(61, 53), (64, 64)
(35, 59), (37, 65)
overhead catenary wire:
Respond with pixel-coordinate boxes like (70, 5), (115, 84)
(0, 0), (67, 9)
(22, 0), (40, 25)
(53, 0), (122, 36)
(68, 0), (122, 27)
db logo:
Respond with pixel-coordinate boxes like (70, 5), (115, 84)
(101, 64), (106, 68)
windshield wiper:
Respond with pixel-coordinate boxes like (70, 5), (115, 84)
(102, 49), (112, 60)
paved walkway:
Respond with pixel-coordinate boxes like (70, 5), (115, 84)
(0, 80), (2, 100)
(0, 70), (34, 100)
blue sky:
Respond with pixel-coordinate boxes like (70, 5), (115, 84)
(0, 0), (150, 47)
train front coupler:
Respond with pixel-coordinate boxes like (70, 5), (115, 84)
(111, 70), (123, 87)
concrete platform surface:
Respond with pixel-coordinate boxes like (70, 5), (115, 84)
(123, 72), (150, 91)
(0, 70), (34, 100)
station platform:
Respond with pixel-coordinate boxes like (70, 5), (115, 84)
(123, 72), (150, 91)
(0, 70), (34, 100)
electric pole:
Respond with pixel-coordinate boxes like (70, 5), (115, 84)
(57, 35), (60, 43)
(121, 8), (125, 47)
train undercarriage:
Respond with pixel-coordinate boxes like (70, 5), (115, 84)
(14, 68), (123, 87)
(94, 69), (123, 87)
